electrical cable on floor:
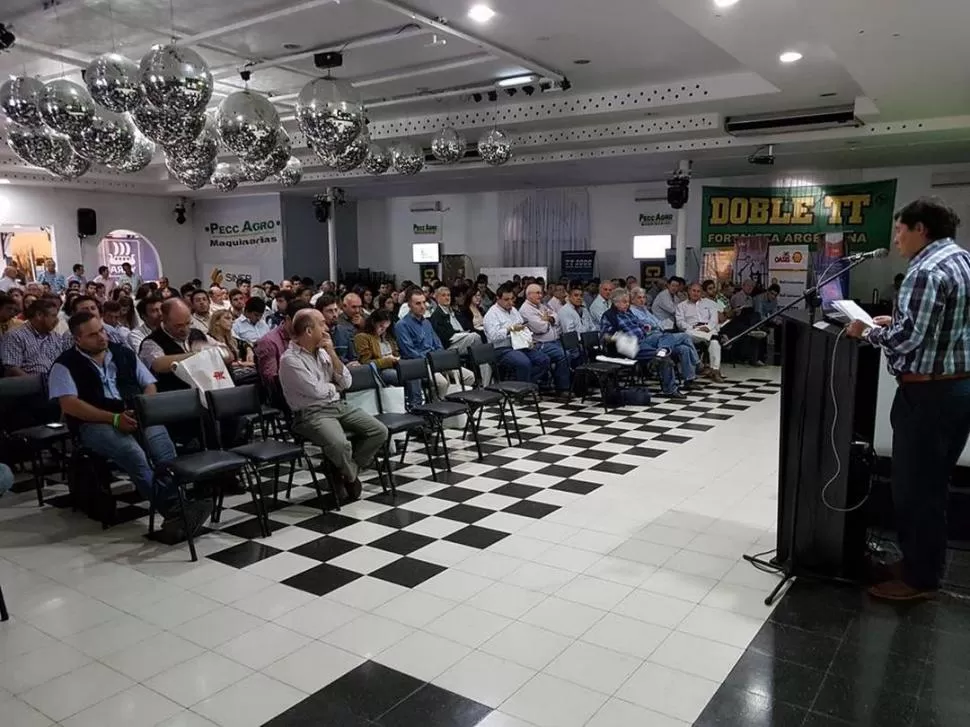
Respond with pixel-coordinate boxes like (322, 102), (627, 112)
(747, 547), (783, 574)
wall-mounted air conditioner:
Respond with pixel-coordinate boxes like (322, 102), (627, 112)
(410, 200), (443, 213)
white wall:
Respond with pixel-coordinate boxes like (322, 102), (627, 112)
(0, 186), (195, 284)
(358, 163), (970, 297)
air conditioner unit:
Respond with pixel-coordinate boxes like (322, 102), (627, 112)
(725, 105), (862, 136)
(410, 200), (443, 213)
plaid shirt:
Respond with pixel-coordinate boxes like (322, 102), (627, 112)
(1, 322), (69, 377)
(600, 306), (649, 341)
(867, 238), (970, 375)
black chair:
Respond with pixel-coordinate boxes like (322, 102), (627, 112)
(0, 584), (7, 622)
(568, 331), (626, 411)
(67, 443), (125, 529)
(396, 357), (471, 471)
(467, 343), (546, 440)
(0, 375), (69, 505)
(133, 390), (250, 562)
(346, 366), (436, 495)
(207, 385), (331, 537)
(427, 349), (512, 452)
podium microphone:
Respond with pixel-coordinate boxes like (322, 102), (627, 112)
(843, 248), (889, 262)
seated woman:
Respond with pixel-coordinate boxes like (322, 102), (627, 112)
(457, 288), (487, 340)
(354, 309), (400, 385)
(207, 308), (257, 382)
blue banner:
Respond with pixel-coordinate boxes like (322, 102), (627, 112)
(561, 250), (596, 280)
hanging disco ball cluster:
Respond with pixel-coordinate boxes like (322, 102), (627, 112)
(294, 76), (512, 177)
(0, 45), (302, 190)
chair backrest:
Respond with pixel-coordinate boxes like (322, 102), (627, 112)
(427, 349), (461, 376)
(396, 357), (429, 384)
(0, 374), (43, 403)
(560, 331), (580, 352)
(347, 364), (380, 393)
(468, 342), (496, 368)
(135, 389), (203, 428)
(580, 331), (603, 355)
(206, 385), (261, 422)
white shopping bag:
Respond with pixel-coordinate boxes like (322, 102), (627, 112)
(510, 328), (533, 350)
(173, 347), (234, 405)
(443, 382), (469, 430)
(614, 332), (639, 359)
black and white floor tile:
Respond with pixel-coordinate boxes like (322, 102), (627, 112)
(0, 370), (827, 727)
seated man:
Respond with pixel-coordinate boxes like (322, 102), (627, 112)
(430, 285), (480, 354)
(1, 297), (68, 377)
(279, 309), (388, 501)
(50, 311), (211, 536)
(546, 284), (567, 312)
(332, 292), (363, 362)
(397, 288), (474, 405)
(67, 295), (130, 347)
(676, 283), (725, 383)
(600, 289), (697, 399)
(232, 297), (270, 344)
(188, 289), (211, 333)
(483, 284), (550, 384)
(129, 294), (163, 352)
(519, 283), (571, 393)
(650, 276), (685, 331)
(255, 299), (312, 387)
(558, 285), (597, 336)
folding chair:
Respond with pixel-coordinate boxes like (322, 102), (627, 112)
(428, 349), (512, 452)
(467, 342), (546, 440)
(562, 331), (623, 412)
(396, 357), (471, 472)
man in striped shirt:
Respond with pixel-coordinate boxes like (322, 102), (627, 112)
(847, 197), (970, 601)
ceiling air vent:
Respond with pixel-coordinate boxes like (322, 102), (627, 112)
(725, 105), (862, 136)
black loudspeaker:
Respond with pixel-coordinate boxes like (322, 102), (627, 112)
(77, 208), (97, 238)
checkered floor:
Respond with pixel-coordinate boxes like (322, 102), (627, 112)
(198, 379), (782, 600)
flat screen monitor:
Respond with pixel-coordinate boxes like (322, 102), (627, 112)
(412, 242), (440, 264)
(633, 234), (672, 259)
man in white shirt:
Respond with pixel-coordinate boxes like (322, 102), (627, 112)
(651, 276), (685, 331)
(279, 309), (387, 501)
(130, 294), (163, 352)
(0, 266), (22, 292)
(483, 284), (550, 384)
(519, 283), (570, 392)
(209, 285), (231, 312)
(547, 284), (567, 312)
(588, 280), (616, 326)
(677, 283), (724, 382)
(116, 262), (142, 292)
(232, 297), (270, 344)
(188, 289), (211, 333)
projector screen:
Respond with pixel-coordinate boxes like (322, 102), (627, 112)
(412, 242), (440, 263)
(633, 234), (672, 259)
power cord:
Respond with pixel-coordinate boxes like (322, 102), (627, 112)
(821, 327), (873, 513)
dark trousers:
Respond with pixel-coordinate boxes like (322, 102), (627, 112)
(891, 378), (970, 589)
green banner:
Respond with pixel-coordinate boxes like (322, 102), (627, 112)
(700, 179), (897, 251)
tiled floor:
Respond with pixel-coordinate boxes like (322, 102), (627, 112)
(0, 368), (790, 726)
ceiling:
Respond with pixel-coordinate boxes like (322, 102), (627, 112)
(1, 0), (969, 198)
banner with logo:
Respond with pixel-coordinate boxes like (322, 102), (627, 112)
(98, 230), (163, 281)
(700, 180), (897, 251)
(561, 250), (596, 280)
(637, 202), (675, 232)
(194, 194), (283, 283)
(733, 235), (770, 288)
(768, 244), (809, 307)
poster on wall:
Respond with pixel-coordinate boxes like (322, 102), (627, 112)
(636, 200), (675, 231)
(1, 227), (54, 281)
(702, 249), (736, 284)
(561, 250), (596, 280)
(768, 244), (810, 308)
(194, 195), (284, 284)
(98, 230), (163, 281)
(733, 235), (770, 287)
(201, 263), (260, 289)
(700, 180), (897, 252)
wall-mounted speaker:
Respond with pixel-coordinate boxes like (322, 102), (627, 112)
(77, 208), (97, 238)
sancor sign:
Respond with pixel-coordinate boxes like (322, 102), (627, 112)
(700, 180), (897, 251)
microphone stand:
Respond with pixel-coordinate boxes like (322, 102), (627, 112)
(736, 252), (881, 606)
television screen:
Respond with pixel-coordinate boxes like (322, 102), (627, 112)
(412, 242), (440, 263)
(633, 234), (672, 259)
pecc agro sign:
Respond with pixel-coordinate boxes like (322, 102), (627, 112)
(203, 217), (281, 248)
(194, 195), (285, 283)
(700, 179), (897, 251)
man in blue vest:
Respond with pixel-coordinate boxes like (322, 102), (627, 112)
(49, 311), (211, 537)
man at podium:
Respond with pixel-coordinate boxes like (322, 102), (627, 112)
(847, 197), (970, 601)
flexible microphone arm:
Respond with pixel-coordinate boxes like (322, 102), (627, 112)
(722, 252), (882, 349)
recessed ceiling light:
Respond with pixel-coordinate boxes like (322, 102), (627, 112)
(282, 42), (302, 50)
(573, 59), (591, 65)
(467, 4), (495, 23)
(779, 51), (803, 63)
(713, 0), (740, 7)
(497, 74), (536, 87)
(0, 179), (10, 185)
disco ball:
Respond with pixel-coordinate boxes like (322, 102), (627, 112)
(165, 119), (219, 167)
(331, 133), (368, 172)
(391, 143), (424, 176)
(0, 77), (45, 128)
(276, 156), (302, 187)
(70, 110), (134, 165)
(362, 144), (392, 175)
(46, 149), (91, 180)
(7, 126), (71, 169)
(210, 162), (240, 192)
(308, 137), (337, 167)
(139, 44), (213, 115)
(241, 130), (290, 180)
(431, 127), (466, 164)
(477, 128), (513, 166)
(39, 80), (96, 137)
(107, 130), (155, 173)
(85, 53), (142, 112)
(295, 77), (363, 154)
(217, 90), (280, 162)
(132, 103), (205, 147)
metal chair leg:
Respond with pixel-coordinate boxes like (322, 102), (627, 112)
(31, 450), (44, 506)
(242, 465), (270, 538)
(496, 400), (513, 448)
(272, 462), (282, 503)
(399, 431), (410, 465)
(532, 393), (547, 434)
(467, 409), (484, 461)
(285, 459), (296, 500)
(417, 426), (438, 482)
(436, 420), (453, 471)
(506, 396), (523, 444)
(0, 584), (8, 622)
(175, 484), (198, 562)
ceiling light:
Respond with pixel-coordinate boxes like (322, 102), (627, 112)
(0, 179), (10, 185)
(713, 0), (740, 7)
(573, 59), (591, 65)
(497, 74), (536, 87)
(779, 51), (803, 63)
(468, 4), (495, 23)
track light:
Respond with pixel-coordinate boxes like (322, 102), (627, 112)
(472, 92), (483, 102)
(523, 85), (535, 96)
(487, 90), (497, 102)
(505, 88), (517, 97)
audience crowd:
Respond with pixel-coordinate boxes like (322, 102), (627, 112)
(0, 259), (783, 541)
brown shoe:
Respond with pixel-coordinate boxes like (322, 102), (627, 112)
(867, 579), (937, 601)
(710, 371), (726, 383)
(341, 476), (363, 503)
